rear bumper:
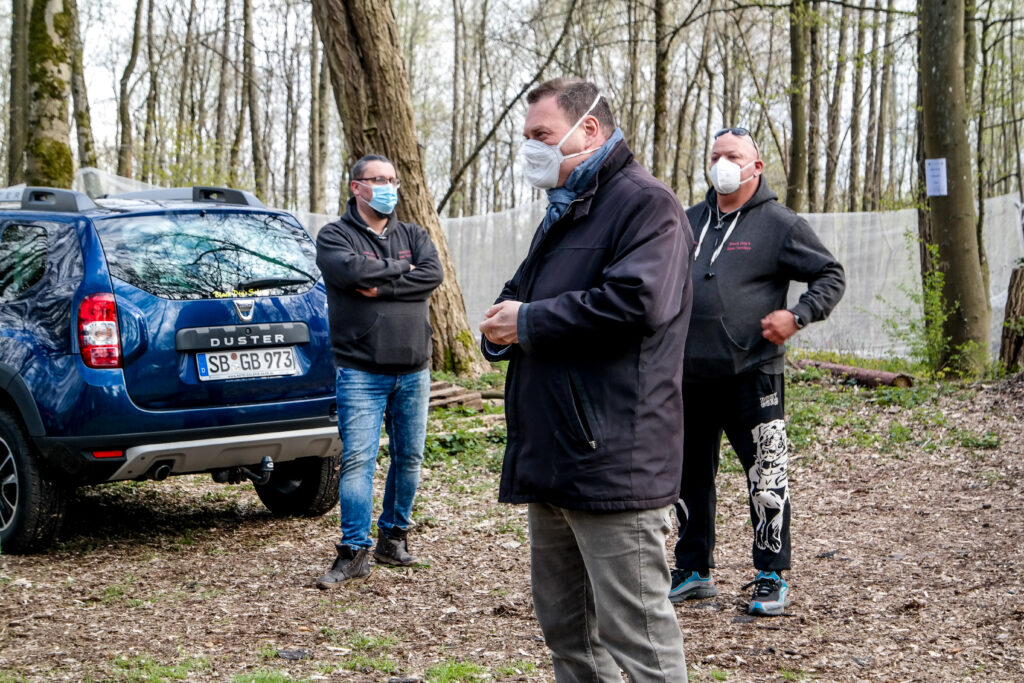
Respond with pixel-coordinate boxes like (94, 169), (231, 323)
(109, 424), (341, 481)
(33, 416), (340, 485)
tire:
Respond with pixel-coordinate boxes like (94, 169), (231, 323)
(0, 409), (67, 553)
(253, 454), (340, 517)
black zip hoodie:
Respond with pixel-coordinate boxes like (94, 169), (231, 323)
(684, 177), (845, 379)
(315, 197), (443, 374)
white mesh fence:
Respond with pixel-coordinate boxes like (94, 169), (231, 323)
(443, 194), (1024, 359)
(72, 168), (1024, 358)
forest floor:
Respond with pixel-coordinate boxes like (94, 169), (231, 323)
(1, 369), (1022, 683)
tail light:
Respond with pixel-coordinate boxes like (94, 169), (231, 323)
(78, 293), (122, 368)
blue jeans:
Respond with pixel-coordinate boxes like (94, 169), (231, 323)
(335, 366), (430, 549)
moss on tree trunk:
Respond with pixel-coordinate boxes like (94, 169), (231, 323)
(25, 0), (74, 188)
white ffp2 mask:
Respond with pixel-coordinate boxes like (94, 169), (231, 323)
(520, 94), (602, 189)
(709, 159), (756, 195)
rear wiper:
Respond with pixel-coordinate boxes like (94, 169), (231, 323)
(236, 276), (312, 290)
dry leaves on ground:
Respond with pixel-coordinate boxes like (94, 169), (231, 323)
(0, 374), (1022, 682)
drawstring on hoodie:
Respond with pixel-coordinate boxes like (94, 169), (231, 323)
(693, 209), (742, 265)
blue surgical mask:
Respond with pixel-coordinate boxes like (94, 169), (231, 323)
(358, 183), (399, 216)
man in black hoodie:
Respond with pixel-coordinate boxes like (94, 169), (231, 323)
(313, 154), (443, 588)
(669, 128), (845, 616)
(481, 79), (690, 682)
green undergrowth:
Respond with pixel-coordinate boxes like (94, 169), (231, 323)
(422, 405), (506, 471)
(785, 361), (1001, 460)
(431, 361), (507, 391)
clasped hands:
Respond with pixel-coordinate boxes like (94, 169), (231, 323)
(479, 300), (522, 345)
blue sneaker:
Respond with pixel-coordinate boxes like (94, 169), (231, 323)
(669, 569), (717, 603)
(745, 570), (790, 616)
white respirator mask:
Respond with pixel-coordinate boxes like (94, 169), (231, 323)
(709, 159), (756, 195)
(519, 93), (602, 189)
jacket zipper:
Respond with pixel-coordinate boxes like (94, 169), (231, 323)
(567, 374), (598, 450)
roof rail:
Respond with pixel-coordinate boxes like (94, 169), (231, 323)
(104, 186), (265, 207)
(0, 186), (98, 213)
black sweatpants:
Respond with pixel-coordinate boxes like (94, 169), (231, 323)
(673, 371), (792, 572)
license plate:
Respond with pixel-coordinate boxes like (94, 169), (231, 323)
(196, 346), (299, 381)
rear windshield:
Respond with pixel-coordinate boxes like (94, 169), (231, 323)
(96, 211), (320, 300)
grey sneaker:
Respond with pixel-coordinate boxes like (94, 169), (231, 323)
(373, 528), (417, 566)
(744, 570), (790, 616)
(316, 544), (371, 589)
(669, 569), (718, 603)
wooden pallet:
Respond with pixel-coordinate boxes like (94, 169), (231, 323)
(429, 381), (484, 410)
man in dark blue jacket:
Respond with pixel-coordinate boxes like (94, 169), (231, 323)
(669, 128), (845, 616)
(480, 78), (691, 682)
(314, 154), (443, 588)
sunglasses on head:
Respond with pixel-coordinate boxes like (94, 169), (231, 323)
(714, 127), (759, 153)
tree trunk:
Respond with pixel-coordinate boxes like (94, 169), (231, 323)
(68, 0), (96, 172)
(213, 0), (232, 181)
(652, 0), (669, 180)
(309, 24), (323, 213)
(919, 0), (990, 374)
(7, 0), (30, 185)
(847, 0), (868, 212)
(174, 0), (197, 171)
(786, 0), (808, 212)
(823, 4), (851, 212)
(1012, 12), (1024, 202)
(117, 0), (144, 178)
(795, 359), (913, 387)
(312, 0), (487, 376)
(244, 0), (268, 199)
(1000, 269), (1024, 371)
(447, 0), (463, 216)
(141, 0), (157, 184)
(871, 0), (896, 209)
(863, 2), (881, 210)
(315, 54), (329, 211)
(25, 0), (74, 188)
(806, 1), (822, 213)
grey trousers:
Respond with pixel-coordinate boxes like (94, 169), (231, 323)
(527, 502), (688, 683)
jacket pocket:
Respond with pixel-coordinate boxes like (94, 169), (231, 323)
(565, 372), (598, 451)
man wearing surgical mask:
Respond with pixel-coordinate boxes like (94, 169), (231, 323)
(314, 154), (443, 587)
(669, 129), (845, 617)
(480, 78), (691, 681)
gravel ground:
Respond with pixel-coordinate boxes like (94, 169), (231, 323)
(1, 373), (1022, 682)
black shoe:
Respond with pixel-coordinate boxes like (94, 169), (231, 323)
(316, 544), (371, 589)
(373, 528), (417, 566)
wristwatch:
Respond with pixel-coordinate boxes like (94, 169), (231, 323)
(792, 312), (806, 329)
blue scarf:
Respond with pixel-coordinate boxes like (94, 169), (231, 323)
(542, 127), (625, 232)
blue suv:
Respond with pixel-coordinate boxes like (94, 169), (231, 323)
(0, 186), (341, 552)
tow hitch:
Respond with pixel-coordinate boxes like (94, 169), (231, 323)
(211, 456), (274, 485)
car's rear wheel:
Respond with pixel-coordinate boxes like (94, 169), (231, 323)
(253, 454), (340, 517)
(0, 409), (67, 553)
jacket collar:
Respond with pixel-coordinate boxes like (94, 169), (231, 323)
(565, 139), (635, 222)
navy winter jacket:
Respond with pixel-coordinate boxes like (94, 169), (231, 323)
(482, 140), (693, 511)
